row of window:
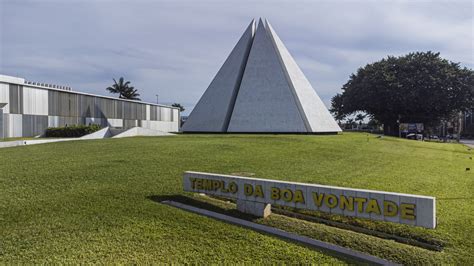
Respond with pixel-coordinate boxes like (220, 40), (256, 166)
(7, 85), (176, 122)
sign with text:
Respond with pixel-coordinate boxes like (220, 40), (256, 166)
(183, 171), (436, 228)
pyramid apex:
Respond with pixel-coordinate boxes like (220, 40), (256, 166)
(245, 18), (256, 34)
(264, 18), (272, 28)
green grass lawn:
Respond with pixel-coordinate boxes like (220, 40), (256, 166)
(0, 133), (472, 264)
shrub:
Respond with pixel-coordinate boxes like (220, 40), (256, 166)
(45, 124), (102, 138)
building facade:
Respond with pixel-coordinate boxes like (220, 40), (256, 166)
(0, 75), (179, 138)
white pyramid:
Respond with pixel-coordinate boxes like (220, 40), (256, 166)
(182, 20), (256, 132)
(183, 18), (341, 133)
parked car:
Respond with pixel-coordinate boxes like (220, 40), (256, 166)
(407, 133), (423, 140)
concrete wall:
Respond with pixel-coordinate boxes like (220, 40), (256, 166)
(0, 78), (180, 137)
(7, 114), (22, 137)
(0, 83), (9, 113)
(23, 86), (48, 116)
(0, 109), (3, 139)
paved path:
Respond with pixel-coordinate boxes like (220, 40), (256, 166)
(0, 126), (176, 149)
(460, 140), (474, 148)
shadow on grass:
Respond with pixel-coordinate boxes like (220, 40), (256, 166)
(146, 194), (258, 221)
(146, 194), (360, 264)
(147, 194), (446, 252)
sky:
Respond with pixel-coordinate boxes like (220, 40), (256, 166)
(1, 0), (473, 115)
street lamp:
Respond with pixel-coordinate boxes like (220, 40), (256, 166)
(397, 119), (401, 138)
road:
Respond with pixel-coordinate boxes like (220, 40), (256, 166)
(460, 139), (474, 148)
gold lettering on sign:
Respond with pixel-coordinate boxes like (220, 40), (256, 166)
(339, 195), (354, 211)
(244, 184), (253, 196)
(282, 189), (293, 202)
(325, 194), (338, 208)
(270, 187), (306, 203)
(294, 190), (305, 204)
(354, 197), (367, 213)
(254, 185), (264, 198)
(188, 177), (420, 222)
(312, 192), (324, 207)
(383, 200), (398, 216)
(189, 178), (238, 194)
(243, 184), (265, 198)
(401, 203), (416, 220)
(271, 187), (280, 200)
(366, 199), (381, 215)
(229, 182), (238, 193)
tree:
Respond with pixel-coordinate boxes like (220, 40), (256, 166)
(106, 77), (141, 100)
(346, 118), (355, 129)
(331, 52), (474, 136)
(355, 113), (367, 129)
(367, 117), (381, 129)
(330, 93), (345, 122)
(171, 103), (185, 112)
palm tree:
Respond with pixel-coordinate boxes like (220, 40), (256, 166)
(355, 113), (367, 129)
(106, 77), (141, 100)
(346, 118), (355, 130)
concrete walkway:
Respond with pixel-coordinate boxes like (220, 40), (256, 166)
(0, 127), (175, 148)
(460, 140), (474, 148)
(0, 138), (78, 148)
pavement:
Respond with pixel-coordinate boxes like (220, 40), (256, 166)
(460, 139), (474, 148)
(0, 127), (175, 149)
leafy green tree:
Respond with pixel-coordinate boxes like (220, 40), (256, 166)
(355, 113), (366, 128)
(171, 103), (185, 112)
(107, 77), (141, 100)
(330, 94), (345, 122)
(346, 118), (355, 129)
(331, 52), (474, 135)
(367, 117), (381, 129)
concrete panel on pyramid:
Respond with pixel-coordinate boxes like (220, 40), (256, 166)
(181, 20), (256, 132)
(264, 20), (341, 133)
(182, 18), (341, 134)
(227, 19), (307, 132)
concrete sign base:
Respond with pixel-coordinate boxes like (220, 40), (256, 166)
(237, 200), (272, 218)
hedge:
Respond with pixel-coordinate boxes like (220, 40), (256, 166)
(45, 124), (102, 138)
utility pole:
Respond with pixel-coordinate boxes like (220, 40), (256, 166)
(156, 94), (159, 104)
(397, 115), (401, 138)
(457, 111), (463, 142)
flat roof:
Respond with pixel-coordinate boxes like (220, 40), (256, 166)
(0, 74), (179, 110)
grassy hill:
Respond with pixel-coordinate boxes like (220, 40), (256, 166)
(0, 133), (472, 264)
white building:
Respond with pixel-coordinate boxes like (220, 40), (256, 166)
(0, 75), (180, 138)
(182, 19), (341, 134)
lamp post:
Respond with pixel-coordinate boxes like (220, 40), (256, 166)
(397, 119), (401, 138)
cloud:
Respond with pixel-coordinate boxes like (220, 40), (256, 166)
(1, 0), (472, 115)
